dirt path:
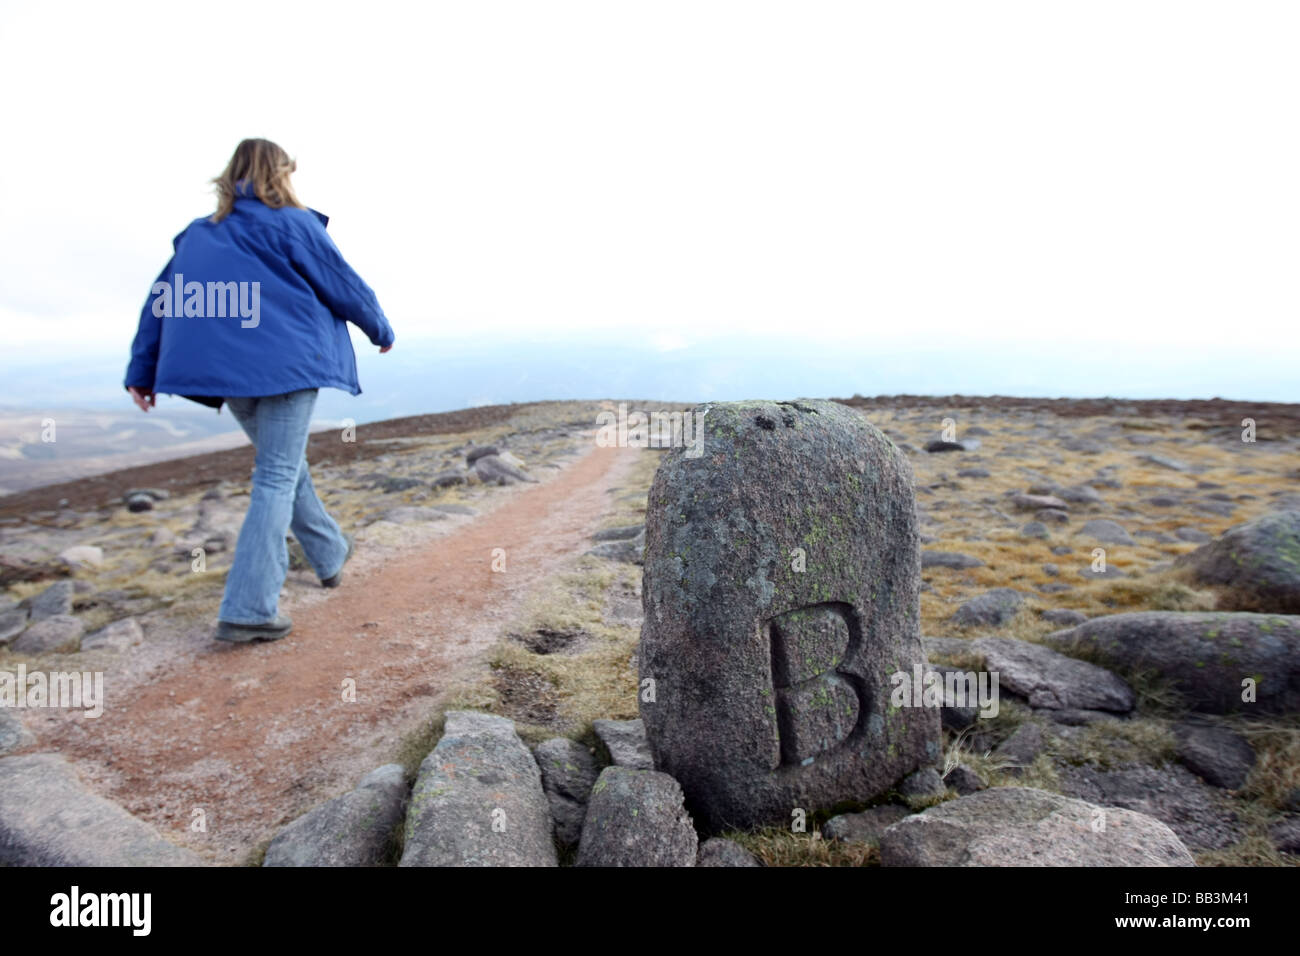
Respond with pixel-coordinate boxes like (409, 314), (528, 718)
(44, 440), (640, 864)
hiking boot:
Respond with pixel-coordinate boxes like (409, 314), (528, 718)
(321, 533), (355, 589)
(215, 614), (293, 643)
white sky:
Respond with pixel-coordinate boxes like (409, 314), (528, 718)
(1, 0), (1297, 361)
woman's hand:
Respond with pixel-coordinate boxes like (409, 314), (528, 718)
(128, 386), (156, 412)
(379, 344), (392, 354)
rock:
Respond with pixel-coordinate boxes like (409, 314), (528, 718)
(431, 503), (476, 516)
(575, 767), (698, 867)
(592, 718), (653, 770)
(1044, 611), (1300, 713)
(1138, 454), (1189, 472)
(1055, 763), (1242, 851)
(1041, 608), (1087, 627)
(1041, 708), (1121, 726)
(924, 636), (975, 662)
(1173, 721), (1255, 789)
(1177, 511), (1300, 613)
(639, 399), (937, 830)
(879, 786), (1195, 866)
(534, 738), (599, 847)
(58, 546), (103, 570)
(993, 723), (1045, 769)
(1037, 508), (1071, 524)
(1175, 527), (1212, 544)
(474, 454), (538, 486)
(377, 506), (448, 525)
(264, 764), (408, 866)
(1058, 485), (1104, 505)
(957, 468), (990, 478)
(376, 476), (422, 494)
(973, 637), (1134, 712)
(697, 836), (761, 866)
(922, 551), (984, 570)
(899, 767), (947, 807)
(11, 615), (84, 654)
(0, 606), (29, 645)
(952, 588), (1024, 628)
(592, 524), (645, 542)
(125, 487), (170, 502)
(586, 530), (645, 564)
(1080, 565), (1128, 580)
(125, 493), (155, 512)
(25, 580), (73, 621)
(0, 753), (201, 865)
(925, 439), (981, 453)
(400, 711), (557, 867)
(0, 712), (35, 754)
(431, 469), (467, 488)
(1270, 817), (1300, 855)
(1020, 521), (1050, 539)
(1078, 519), (1134, 545)
(81, 617), (144, 653)
(465, 444), (500, 465)
(943, 764), (987, 795)
(823, 804), (910, 844)
(1012, 494), (1069, 512)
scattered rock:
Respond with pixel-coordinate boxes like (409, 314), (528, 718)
(1175, 527), (1212, 544)
(1178, 511), (1300, 614)
(576, 767), (698, 867)
(943, 764), (987, 795)
(431, 469), (467, 488)
(0, 712), (35, 754)
(533, 738), (599, 847)
(957, 468), (990, 478)
(0, 754), (201, 865)
(400, 711), (557, 867)
(925, 439), (981, 453)
(1020, 521), (1050, 539)
(465, 445), (500, 465)
(878, 786), (1194, 866)
(1037, 508), (1071, 524)
(953, 588), (1024, 628)
(24, 580), (73, 621)
(823, 804), (910, 844)
(1173, 721), (1255, 789)
(592, 718), (654, 770)
(922, 551), (984, 570)
(58, 546), (103, 570)
(1012, 494), (1069, 512)
(124, 493), (155, 512)
(1078, 519), (1134, 545)
(1045, 611), (1300, 713)
(474, 454), (538, 485)
(1270, 817), (1300, 855)
(899, 767), (947, 807)
(586, 530), (645, 564)
(993, 723), (1046, 770)
(11, 615), (84, 654)
(81, 617), (144, 653)
(974, 636), (1134, 712)
(1041, 608), (1087, 627)
(264, 764), (408, 867)
(592, 524), (645, 542)
(1137, 454), (1189, 472)
(1056, 763), (1242, 851)
(0, 605), (29, 645)
(697, 836), (761, 866)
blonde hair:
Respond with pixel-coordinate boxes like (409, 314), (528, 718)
(210, 138), (305, 223)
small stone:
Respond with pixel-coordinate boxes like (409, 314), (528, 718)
(1174, 721), (1255, 789)
(898, 767), (946, 807)
(943, 764), (987, 795)
(12, 615), (84, 654)
(952, 588), (1024, 628)
(25, 580), (73, 621)
(1020, 521), (1050, 539)
(697, 837), (761, 866)
(82, 618), (144, 653)
(576, 767), (698, 867)
(922, 551), (984, 570)
(1041, 609), (1087, 627)
(823, 804), (910, 844)
(1078, 519), (1134, 545)
(592, 718), (654, 770)
(58, 546), (103, 570)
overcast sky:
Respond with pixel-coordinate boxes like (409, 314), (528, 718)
(2, 2), (1296, 389)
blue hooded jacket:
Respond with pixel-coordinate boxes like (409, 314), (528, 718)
(124, 186), (394, 408)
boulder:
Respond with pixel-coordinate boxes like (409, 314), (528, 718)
(24, 580), (73, 621)
(11, 615), (84, 654)
(952, 588), (1024, 628)
(0, 754), (201, 865)
(697, 837), (761, 866)
(575, 767), (698, 867)
(943, 764), (987, 795)
(474, 455), (537, 486)
(533, 738), (599, 847)
(822, 804), (910, 844)
(592, 718), (653, 770)
(264, 764), (408, 866)
(639, 399), (938, 830)
(1173, 721), (1255, 790)
(1177, 511), (1300, 613)
(973, 637), (1134, 712)
(1044, 611), (1300, 714)
(878, 786), (1195, 866)
(400, 711), (557, 867)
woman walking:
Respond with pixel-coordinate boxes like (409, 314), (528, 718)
(124, 138), (395, 643)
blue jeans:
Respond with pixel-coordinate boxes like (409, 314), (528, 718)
(217, 388), (350, 624)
